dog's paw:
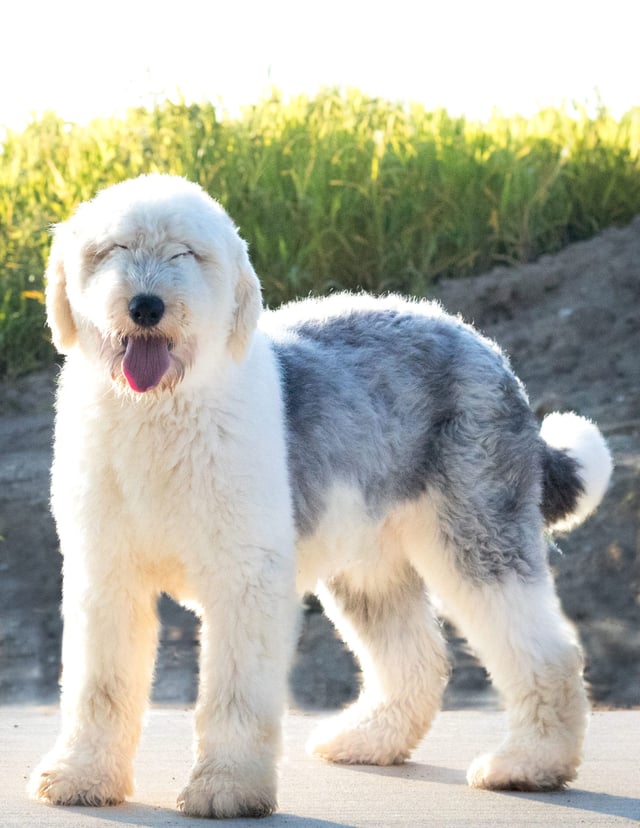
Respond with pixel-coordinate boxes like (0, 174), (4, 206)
(177, 761), (277, 819)
(28, 755), (132, 806)
(467, 748), (577, 792)
(307, 713), (411, 766)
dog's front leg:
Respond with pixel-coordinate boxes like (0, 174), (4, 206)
(29, 559), (158, 807)
(178, 547), (297, 819)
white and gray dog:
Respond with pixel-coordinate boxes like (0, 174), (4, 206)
(30, 174), (612, 818)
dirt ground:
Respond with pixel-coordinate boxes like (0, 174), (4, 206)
(1, 217), (638, 711)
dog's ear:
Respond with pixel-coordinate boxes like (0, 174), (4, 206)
(228, 242), (262, 362)
(45, 226), (78, 353)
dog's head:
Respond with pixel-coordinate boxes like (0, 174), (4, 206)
(46, 174), (262, 393)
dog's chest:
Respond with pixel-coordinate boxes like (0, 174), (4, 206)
(107, 403), (233, 535)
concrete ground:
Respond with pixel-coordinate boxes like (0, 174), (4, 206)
(2, 707), (638, 827)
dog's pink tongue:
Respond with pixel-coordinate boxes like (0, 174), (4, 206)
(122, 338), (171, 392)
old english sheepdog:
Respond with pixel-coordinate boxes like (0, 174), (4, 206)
(29, 174), (612, 818)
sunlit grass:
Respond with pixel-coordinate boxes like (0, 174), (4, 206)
(1, 89), (639, 377)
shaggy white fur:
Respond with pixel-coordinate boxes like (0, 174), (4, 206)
(29, 174), (612, 819)
(540, 411), (613, 531)
(30, 175), (298, 818)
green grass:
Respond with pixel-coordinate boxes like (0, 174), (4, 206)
(1, 89), (639, 378)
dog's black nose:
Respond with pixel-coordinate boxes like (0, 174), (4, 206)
(128, 294), (165, 327)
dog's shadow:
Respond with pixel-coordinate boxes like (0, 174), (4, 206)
(344, 761), (467, 786)
(502, 789), (640, 822)
(328, 764), (640, 822)
(65, 802), (356, 827)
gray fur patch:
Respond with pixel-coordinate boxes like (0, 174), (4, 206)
(541, 446), (585, 525)
(269, 297), (547, 582)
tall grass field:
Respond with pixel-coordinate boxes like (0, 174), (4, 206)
(1, 89), (639, 378)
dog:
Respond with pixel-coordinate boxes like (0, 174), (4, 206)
(29, 174), (612, 818)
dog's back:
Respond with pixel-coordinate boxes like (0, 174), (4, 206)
(266, 294), (609, 567)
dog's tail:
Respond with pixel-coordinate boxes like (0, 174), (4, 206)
(540, 412), (613, 532)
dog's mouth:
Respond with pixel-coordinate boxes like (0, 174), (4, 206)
(121, 336), (173, 393)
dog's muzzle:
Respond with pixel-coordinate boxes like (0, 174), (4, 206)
(122, 294), (171, 393)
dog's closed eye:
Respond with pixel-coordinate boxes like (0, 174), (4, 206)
(89, 243), (128, 263)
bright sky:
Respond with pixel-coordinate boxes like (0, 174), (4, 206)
(2, 0), (637, 131)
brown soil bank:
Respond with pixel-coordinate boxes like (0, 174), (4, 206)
(1, 217), (638, 709)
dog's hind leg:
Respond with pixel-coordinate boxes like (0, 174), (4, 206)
(413, 536), (589, 791)
(307, 560), (449, 765)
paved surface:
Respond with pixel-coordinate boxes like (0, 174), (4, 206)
(1, 707), (638, 826)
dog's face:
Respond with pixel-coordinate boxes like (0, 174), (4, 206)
(46, 174), (262, 394)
